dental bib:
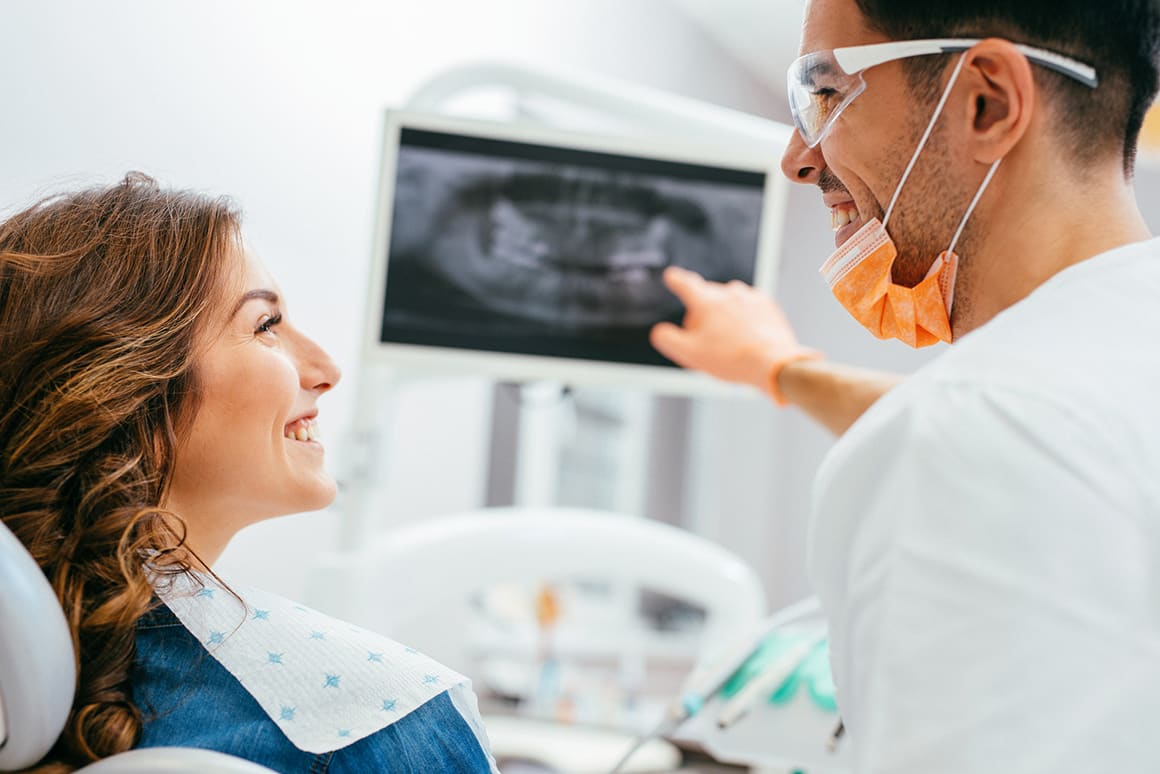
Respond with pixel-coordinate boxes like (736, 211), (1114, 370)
(154, 570), (469, 754)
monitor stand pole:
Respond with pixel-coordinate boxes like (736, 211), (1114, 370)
(511, 380), (570, 510)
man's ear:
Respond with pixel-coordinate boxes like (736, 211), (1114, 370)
(960, 38), (1036, 163)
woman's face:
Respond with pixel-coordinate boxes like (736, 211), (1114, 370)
(166, 242), (341, 561)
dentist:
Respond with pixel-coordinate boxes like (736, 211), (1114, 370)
(653, 1), (1160, 770)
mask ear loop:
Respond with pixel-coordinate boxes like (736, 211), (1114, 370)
(940, 157), (1000, 317)
(883, 53), (970, 228)
(945, 158), (1002, 258)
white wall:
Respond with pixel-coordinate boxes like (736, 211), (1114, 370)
(0, 0), (788, 598)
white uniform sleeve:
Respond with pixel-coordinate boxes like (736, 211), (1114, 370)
(811, 379), (1160, 773)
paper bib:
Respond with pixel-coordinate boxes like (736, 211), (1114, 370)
(154, 571), (468, 754)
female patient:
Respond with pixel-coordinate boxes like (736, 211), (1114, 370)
(0, 174), (497, 773)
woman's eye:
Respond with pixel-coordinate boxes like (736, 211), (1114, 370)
(256, 312), (283, 336)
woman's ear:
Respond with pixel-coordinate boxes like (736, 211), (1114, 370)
(961, 38), (1036, 163)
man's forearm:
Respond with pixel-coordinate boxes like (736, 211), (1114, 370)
(778, 359), (903, 436)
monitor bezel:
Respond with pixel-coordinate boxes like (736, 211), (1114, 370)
(363, 108), (789, 396)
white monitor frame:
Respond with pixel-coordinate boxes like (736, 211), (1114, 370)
(363, 109), (789, 396)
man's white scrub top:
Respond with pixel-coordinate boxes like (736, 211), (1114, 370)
(809, 237), (1160, 772)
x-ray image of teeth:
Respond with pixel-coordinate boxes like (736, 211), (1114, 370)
(380, 130), (767, 368)
(431, 171), (717, 327)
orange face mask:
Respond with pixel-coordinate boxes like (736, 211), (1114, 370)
(818, 54), (1001, 349)
(821, 221), (959, 348)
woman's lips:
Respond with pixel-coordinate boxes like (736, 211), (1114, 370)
(284, 416), (320, 443)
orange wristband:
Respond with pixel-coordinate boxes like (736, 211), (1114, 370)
(766, 348), (824, 407)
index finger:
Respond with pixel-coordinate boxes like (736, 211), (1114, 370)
(661, 265), (709, 305)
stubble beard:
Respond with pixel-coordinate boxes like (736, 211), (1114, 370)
(882, 119), (975, 289)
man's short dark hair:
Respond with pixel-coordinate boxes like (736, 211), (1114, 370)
(855, 0), (1160, 175)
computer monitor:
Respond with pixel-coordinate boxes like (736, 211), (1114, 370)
(365, 109), (787, 395)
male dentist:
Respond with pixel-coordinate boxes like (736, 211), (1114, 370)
(653, 1), (1160, 770)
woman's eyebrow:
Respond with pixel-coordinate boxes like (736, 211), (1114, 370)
(230, 288), (279, 317)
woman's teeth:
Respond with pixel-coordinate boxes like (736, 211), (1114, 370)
(284, 418), (319, 442)
(831, 207), (859, 231)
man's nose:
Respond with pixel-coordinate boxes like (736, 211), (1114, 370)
(780, 130), (826, 185)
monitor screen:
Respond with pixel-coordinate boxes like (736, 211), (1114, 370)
(366, 111), (787, 394)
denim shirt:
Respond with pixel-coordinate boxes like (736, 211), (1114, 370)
(133, 604), (494, 773)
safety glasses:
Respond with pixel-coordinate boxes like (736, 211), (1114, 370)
(788, 38), (1099, 148)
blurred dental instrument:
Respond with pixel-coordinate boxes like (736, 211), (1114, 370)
(715, 629), (826, 728)
(606, 596), (822, 774)
(826, 720), (846, 752)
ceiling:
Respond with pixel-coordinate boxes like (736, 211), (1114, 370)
(672, 0), (806, 96)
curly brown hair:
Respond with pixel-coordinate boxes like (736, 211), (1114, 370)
(0, 173), (242, 770)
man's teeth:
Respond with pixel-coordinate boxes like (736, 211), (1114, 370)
(831, 207), (859, 231)
(284, 418), (319, 442)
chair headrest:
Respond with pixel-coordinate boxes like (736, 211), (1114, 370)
(0, 519), (76, 771)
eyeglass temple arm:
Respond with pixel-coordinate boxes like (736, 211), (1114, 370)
(832, 38), (1097, 88)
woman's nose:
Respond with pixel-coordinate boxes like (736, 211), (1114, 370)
(780, 130), (826, 185)
(297, 334), (341, 392)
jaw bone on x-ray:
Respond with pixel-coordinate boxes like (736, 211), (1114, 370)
(381, 129), (767, 368)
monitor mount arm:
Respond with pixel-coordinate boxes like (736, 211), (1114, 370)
(405, 60), (788, 155)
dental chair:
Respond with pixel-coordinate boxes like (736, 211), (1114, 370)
(310, 506), (767, 667)
(0, 519), (274, 773)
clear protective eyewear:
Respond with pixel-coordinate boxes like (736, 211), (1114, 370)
(788, 38), (1099, 148)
